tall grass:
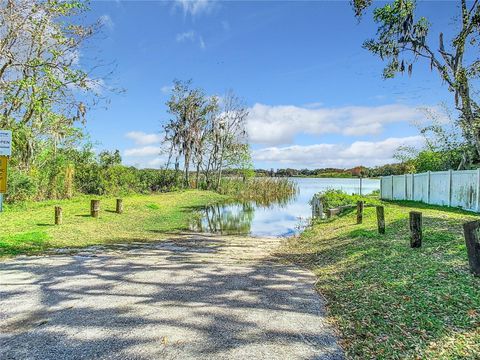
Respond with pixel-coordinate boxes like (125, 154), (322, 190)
(217, 177), (297, 206)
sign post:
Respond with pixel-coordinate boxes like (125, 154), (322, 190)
(0, 130), (12, 212)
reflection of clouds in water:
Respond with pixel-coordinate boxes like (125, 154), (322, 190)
(192, 178), (380, 237)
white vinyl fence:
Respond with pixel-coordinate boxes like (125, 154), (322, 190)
(381, 170), (480, 212)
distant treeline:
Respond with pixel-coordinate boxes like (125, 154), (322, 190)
(253, 163), (411, 178)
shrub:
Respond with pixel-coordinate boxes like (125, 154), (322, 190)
(6, 170), (38, 202)
(318, 189), (380, 209)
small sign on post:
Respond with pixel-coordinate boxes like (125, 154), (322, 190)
(0, 130), (11, 213)
(0, 130), (12, 156)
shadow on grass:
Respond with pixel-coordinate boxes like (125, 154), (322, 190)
(277, 212), (480, 358)
(384, 199), (480, 216)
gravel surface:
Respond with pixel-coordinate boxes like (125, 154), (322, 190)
(0, 234), (344, 359)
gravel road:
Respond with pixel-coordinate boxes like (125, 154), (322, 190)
(0, 234), (343, 359)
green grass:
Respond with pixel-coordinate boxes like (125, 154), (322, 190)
(0, 190), (226, 258)
(279, 200), (480, 359)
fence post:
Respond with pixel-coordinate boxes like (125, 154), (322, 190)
(404, 174), (407, 200)
(463, 220), (480, 276)
(376, 205), (385, 234)
(55, 206), (62, 225)
(448, 169), (453, 207)
(391, 175), (394, 200)
(477, 168), (480, 212)
(411, 173), (415, 201)
(356, 201), (364, 224)
(317, 198), (324, 219)
(116, 198), (123, 214)
(91, 199), (100, 218)
(380, 177), (383, 199)
(427, 171), (431, 204)
(409, 211), (422, 248)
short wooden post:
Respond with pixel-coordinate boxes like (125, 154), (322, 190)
(356, 201), (364, 224)
(55, 206), (62, 225)
(327, 208), (334, 218)
(376, 205), (385, 234)
(91, 199), (100, 218)
(116, 198), (123, 214)
(463, 221), (480, 276)
(409, 211), (422, 248)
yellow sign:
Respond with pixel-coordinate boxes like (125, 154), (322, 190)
(0, 156), (7, 193)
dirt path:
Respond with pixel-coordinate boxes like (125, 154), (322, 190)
(0, 234), (343, 359)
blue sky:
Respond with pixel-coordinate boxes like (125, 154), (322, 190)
(83, 0), (458, 169)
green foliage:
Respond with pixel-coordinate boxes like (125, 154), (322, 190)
(281, 201), (480, 359)
(6, 169), (38, 202)
(217, 177), (297, 206)
(6, 146), (182, 203)
(318, 189), (380, 209)
(0, 191), (227, 257)
(358, 0), (480, 160)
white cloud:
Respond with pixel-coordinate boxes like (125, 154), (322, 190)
(174, 0), (217, 16)
(176, 31), (196, 42)
(199, 36), (206, 49)
(253, 136), (424, 169)
(247, 103), (428, 145)
(125, 131), (163, 146)
(175, 30), (206, 49)
(99, 14), (114, 31)
(124, 146), (161, 157)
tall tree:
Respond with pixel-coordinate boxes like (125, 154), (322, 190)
(163, 82), (251, 189)
(0, 0), (108, 169)
(164, 80), (217, 187)
(354, 0), (480, 158)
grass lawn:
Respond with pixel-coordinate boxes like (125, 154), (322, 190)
(279, 201), (480, 359)
(0, 190), (226, 258)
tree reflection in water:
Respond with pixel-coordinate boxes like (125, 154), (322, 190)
(190, 190), (298, 236)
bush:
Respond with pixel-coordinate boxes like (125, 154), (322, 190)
(6, 170), (38, 202)
(318, 189), (380, 209)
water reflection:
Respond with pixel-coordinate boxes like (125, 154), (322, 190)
(191, 177), (380, 237)
(190, 202), (256, 235)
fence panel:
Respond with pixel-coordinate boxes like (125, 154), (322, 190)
(451, 170), (478, 211)
(413, 173), (428, 203)
(392, 175), (406, 200)
(406, 174), (414, 200)
(430, 171), (450, 206)
(381, 176), (393, 200)
(381, 169), (480, 212)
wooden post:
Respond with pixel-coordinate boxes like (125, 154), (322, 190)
(376, 206), (385, 234)
(116, 198), (123, 214)
(463, 221), (480, 276)
(356, 201), (364, 224)
(409, 211), (422, 248)
(55, 206), (62, 225)
(91, 199), (100, 218)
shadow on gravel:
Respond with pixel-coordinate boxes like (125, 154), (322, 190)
(0, 235), (343, 359)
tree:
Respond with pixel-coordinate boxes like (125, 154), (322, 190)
(354, 0), (480, 157)
(0, 0), (109, 169)
(99, 150), (122, 168)
(394, 107), (471, 171)
(163, 82), (251, 189)
(164, 80), (218, 187)
(206, 91), (250, 189)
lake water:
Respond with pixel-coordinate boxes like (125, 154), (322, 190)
(190, 177), (380, 237)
